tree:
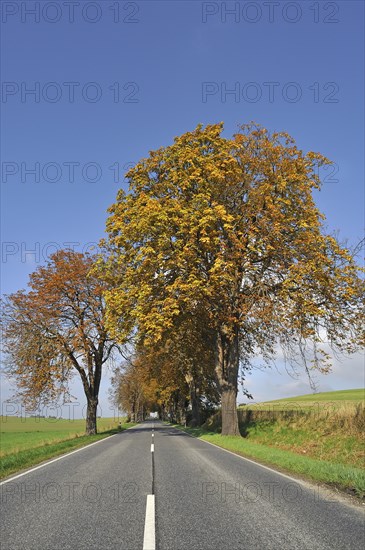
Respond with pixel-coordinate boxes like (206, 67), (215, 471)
(158, 313), (219, 426)
(110, 362), (147, 422)
(132, 340), (189, 423)
(100, 122), (364, 435)
(2, 250), (121, 435)
(110, 348), (184, 423)
(109, 315), (220, 426)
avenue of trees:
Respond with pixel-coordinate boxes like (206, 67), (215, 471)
(2, 123), (364, 435)
(98, 123), (364, 435)
(109, 318), (220, 426)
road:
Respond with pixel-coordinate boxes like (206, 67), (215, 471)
(1, 421), (364, 549)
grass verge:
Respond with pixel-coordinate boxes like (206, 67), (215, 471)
(170, 423), (365, 500)
(0, 423), (136, 480)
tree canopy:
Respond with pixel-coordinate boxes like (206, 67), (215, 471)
(99, 122), (364, 435)
(2, 250), (121, 434)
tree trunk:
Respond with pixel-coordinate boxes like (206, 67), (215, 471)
(169, 401), (175, 423)
(215, 327), (240, 436)
(179, 405), (186, 426)
(189, 385), (201, 427)
(221, 386), (239, 435)
(86, 398), (98, 435)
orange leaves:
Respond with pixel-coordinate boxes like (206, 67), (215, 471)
(2, 250), (119, 410)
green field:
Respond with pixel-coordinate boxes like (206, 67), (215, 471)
(0, 416), (133, 479)
(0, 416), (120, 455)
(272, 388), (364, 401)
(239, 388), (365, 410)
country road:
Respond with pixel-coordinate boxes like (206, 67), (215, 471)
(1, 421), (364, 550)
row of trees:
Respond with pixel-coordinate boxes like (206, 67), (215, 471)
(2, 123), (364, 435)
(110, 318), (220, 426)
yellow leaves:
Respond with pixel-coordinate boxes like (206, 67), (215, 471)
(298, 220), (311, 229)
(100, 121), (365, 384)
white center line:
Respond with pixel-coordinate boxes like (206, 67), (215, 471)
(143, 494), (156, 550)
(150, 443), (154, 452)
(152, 433), (154, 438)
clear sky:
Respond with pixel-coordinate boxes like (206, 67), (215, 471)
(1, 1), (364, 417)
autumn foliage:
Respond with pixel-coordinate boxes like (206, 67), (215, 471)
(2, 250), (121, 435)
(100, 122), (364, 435)
(3, 123), (364, 437)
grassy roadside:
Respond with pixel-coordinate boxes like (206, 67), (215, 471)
(170, 423), (365, 500)
(0, 421), (136, 480)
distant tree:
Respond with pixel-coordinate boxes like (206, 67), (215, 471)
(109, 319), (220, 427)
(2, 250), (121, 435)
(157, 314), (220, 426)
(110, 357), (155, 422)
(99, 122), (365, 436)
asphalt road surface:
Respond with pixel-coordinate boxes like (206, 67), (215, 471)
(1, 421), (364, 549)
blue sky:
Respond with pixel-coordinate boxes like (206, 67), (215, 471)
(1, 1), (364, 417)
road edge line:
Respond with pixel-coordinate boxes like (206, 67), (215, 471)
(0, 423), (138, 486)
(167, 423), (325, 490)
(0, 435), (118, 485)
